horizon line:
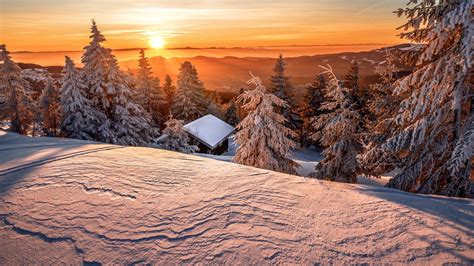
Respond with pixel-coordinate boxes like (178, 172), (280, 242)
(10, 43), (403, 54)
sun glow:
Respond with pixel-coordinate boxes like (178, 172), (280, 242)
(150, 36), (166, 49)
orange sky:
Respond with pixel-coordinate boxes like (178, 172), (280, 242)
(1, 0), (407, 52)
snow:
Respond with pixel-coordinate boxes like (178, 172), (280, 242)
(21, 68), (54, 83)
(361, 58), (376, 65)
(1, 131), (473, 264)
(183, 114), (235, 149)
(198, 142), (387, 187)
(398, 43), (424, 51)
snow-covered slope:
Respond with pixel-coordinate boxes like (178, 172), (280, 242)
(0, 131), (473, 264)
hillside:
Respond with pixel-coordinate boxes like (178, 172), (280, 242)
(17, 45), (413, 94)
(119, 44), (413, 92)
(1, 131), (472, 264)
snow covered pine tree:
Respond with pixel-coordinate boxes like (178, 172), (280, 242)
(269, 54), (302, 133)
(343, 61), (361, 105)
(363, 0), (473, 196)
(160, 116), (198, 153)
(104, 55), (158, 145)
(311, 65), (361, 183)
(234, 72), (298, 174)
(60, 56), (103, 140)
(0, 44), (35, 134)
(207, 91), (223, 119)
(172, 61), (207, 122)
(80, 20), (158, 145)
(361, 50), (403, 175)
(224, 99), (240, 127)
(39, 79), (61, 136)
(136, 49), (165, 125)
(301, 74), (326, 147)
(162, 74), (176, 115)
(81, 20), (111, 114)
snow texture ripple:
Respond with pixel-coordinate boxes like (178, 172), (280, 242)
(0, 131), (473, 264)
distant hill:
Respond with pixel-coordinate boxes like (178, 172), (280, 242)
(120, 44), (414, 95)
(17, 44), (414, 102)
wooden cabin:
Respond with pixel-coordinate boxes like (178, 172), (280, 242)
(183, 115), (235, 155)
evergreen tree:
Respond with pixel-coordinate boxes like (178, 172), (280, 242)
(343, 60), (369, 124)
(311, 65), (361, 183)
(344, 61), (361, 101)
(301, 74), (326, 147)
(368, 50), (400, 122)
(162, 74), (176, 115)
(136, 49), (153, 110)
(0, 44), (35, 134)
(39, 79), (61, 136)
(79, 21), (158, 146)
(234, 72), (298, 174)
(206, 90), (223, 119)
(163, 75), (175, 104)
(364, 0), (472, 196)
(125, 68), (142, 107)
(269, 54), (302, 131)
(172, 61), (206, 122)
(361, 51), (402, 175)
(81, 20), (111, 112)
(160, 117), (198, 153)
(105, 56), (158, 145)
(136, 49), (165, 124)
(60, 56), (103, 140)
(224, 99), (240, 127)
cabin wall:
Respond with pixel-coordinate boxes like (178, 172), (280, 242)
(190, 137), (229, 155)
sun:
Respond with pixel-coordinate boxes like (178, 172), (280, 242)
(150, 36), (165, 49)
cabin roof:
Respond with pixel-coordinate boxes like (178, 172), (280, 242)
(183, 115), (235, 149)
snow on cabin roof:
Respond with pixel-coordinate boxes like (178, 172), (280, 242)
(183, 115), (235, 149)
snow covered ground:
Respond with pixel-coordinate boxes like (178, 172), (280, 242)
(198, 138), (391, 187)
(1, 131), (473, 264)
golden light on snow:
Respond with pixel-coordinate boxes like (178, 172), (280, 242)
(150, 36), (166, 49)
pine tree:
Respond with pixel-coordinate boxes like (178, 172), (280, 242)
(160, 117), (198, 153)
(79, 21), (159, 146)
(369, 50), (400, 122)
(0, 44), (35, 135)
(365, 0), (473, 196)
(269, 54), (302, 131)
(311, 65), (361, 183)
(81, 20), (111, 113)
(206, 90), (223, 119)
(344, 61), (360, 101)
(361, 51), (402, 175)
(136, 49), (165, 123)
(301, 74), (326, 147)
(162, 74), (176, 115)
(39, 79), (61, 136)
(224, 99), (240, 127)
(136, 49), (153, 110)
(172, 61), (206, 122)
(60, 56), (103, 140)
(105, 56), (158, 145)
(234, 72), (298, 174)
(343, 60), (369, 126)
(126, 68), (143, 107)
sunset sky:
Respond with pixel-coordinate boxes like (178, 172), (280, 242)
(1, 0), (407, 52)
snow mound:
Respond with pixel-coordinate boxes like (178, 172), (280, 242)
(184, 114), (235, 148)
(0, 132), (473, 264)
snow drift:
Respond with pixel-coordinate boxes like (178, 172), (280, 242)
(0, 131), (473, 264)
